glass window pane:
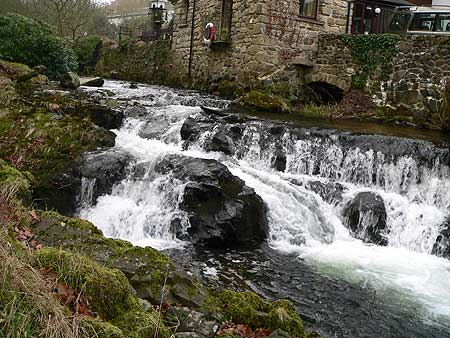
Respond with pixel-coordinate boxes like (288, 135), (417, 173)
(410, 13), (436, 31)
(389, 13), (411, 31)
(436, 14), (450, 31)
(300, 0), (318, 18)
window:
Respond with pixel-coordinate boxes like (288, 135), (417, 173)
(436, 14), (450, 32)
(389, 13), (411, 32)
(180, 0), (189, 25)
(219, 0), (233, 41)
(299, 0), (318, 19)
(410, 13), (436, 31)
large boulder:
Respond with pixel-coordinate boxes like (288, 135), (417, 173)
(342, 192), (388, 245)
(432, 217), (450, 259)
(154, 155), (268, 247)
(33, 150), (131, 215)
(78, 150), (132, 206)
(86, 104), (123, 130)
(60, 71), (80, 89)
(233, 91), (292, 114)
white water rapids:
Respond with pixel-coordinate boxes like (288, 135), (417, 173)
(80, 81), (450, 332)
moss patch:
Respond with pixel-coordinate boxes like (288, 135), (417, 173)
(205, 290), (305, 337)
(83, 317), (124, 338)
(33, 213), (133, 264)
(239, 91), (292, 114)
(0, 229), (85, 338)
(34, 247), (170, 338)
(0, 109), (114, 187)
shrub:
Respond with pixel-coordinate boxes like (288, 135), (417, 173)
(0, 14), (77, 79)
(73, 35), (102, 73)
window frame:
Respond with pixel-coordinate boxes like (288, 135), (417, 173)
(299, 0), (320, 20)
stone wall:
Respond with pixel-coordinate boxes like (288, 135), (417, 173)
(94, 40), (183, 86)
(312, 34), (450, 123)
(171, 0), (349, 93)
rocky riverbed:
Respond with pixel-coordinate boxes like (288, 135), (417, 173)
(2, 63), (450, 338)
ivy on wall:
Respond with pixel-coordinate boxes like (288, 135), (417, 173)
(342, 34), (400, 90)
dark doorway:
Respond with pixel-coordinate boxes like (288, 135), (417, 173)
(305, 81), (344, 105)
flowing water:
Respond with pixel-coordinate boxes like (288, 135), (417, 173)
(80, 80), (450, 338)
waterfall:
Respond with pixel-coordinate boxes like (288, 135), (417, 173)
(79, 80), (450, 334)
(78, 177), (96, 210)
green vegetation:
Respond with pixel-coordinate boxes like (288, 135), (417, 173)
(239, 90), (292, 114)
(299, 104), (328, 118)
(35, 247), (169, 338)
(205, 290), (306, 337)
(0, 106), (114, 186)
(74, 35), (103, 73)
(0, 233), (86, 338)
(0, 159), (32, 202)
(342, 34), (399, 90)
(0, 14), (77, 79)
(95, 40), (182, 86)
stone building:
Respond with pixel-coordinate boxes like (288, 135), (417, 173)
(171, 0), (350, 90)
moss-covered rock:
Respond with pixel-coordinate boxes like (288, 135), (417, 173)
(34, 247), (170, 338)
(31, 214), (197, 306)
(237, 91), (292, 114)
(0, 60), (33, 80)
(0, 159), (32, 201)
(32, 213), (133, 264)
(205, 290), (305, 337)
(83, 318), (125, 338)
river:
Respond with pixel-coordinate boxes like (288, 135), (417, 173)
(79, 80), (450, 338)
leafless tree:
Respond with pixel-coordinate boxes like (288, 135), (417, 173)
(30, 0), (99, 41)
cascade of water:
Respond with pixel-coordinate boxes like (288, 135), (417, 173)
(78, 177), (96, 210)
(79, 81), (450, 330)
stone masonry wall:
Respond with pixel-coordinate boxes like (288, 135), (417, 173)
(312, 34), (450, 122)
(171, 0), (349, 92)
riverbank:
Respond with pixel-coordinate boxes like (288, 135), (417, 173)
(0, 60), (318, 338)
(90, 41), (450, 131)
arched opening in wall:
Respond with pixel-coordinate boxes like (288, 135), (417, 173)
(305, 81), (344, 105)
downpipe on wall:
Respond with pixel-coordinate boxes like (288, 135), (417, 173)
(188, 0), (197, 79)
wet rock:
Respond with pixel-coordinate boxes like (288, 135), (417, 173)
(342, 192), (388, 245)
(125, 104), (147, 117)
(289, 179), (345, 205)
(140, 119), (170, 139)
(154, 154), (268, 248)
(109, 71), (120, 79)
(181, 116), (214, 142)
(205, 132), (235, 155)
(33, 148), (127, 215)
(82, 77), (105, 87)
(308, 181), (345, 204)
(78, 150), (132, 204)
(271, 150), (286, 172)
(86, 104), (123, 130)
(432, 217), (450, 258)
(60, 71), (80, 89)
(129, 82), (139, 89)
(200, 105), (228, 117)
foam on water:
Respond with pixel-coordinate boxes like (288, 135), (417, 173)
(80, 80), (450, 328)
